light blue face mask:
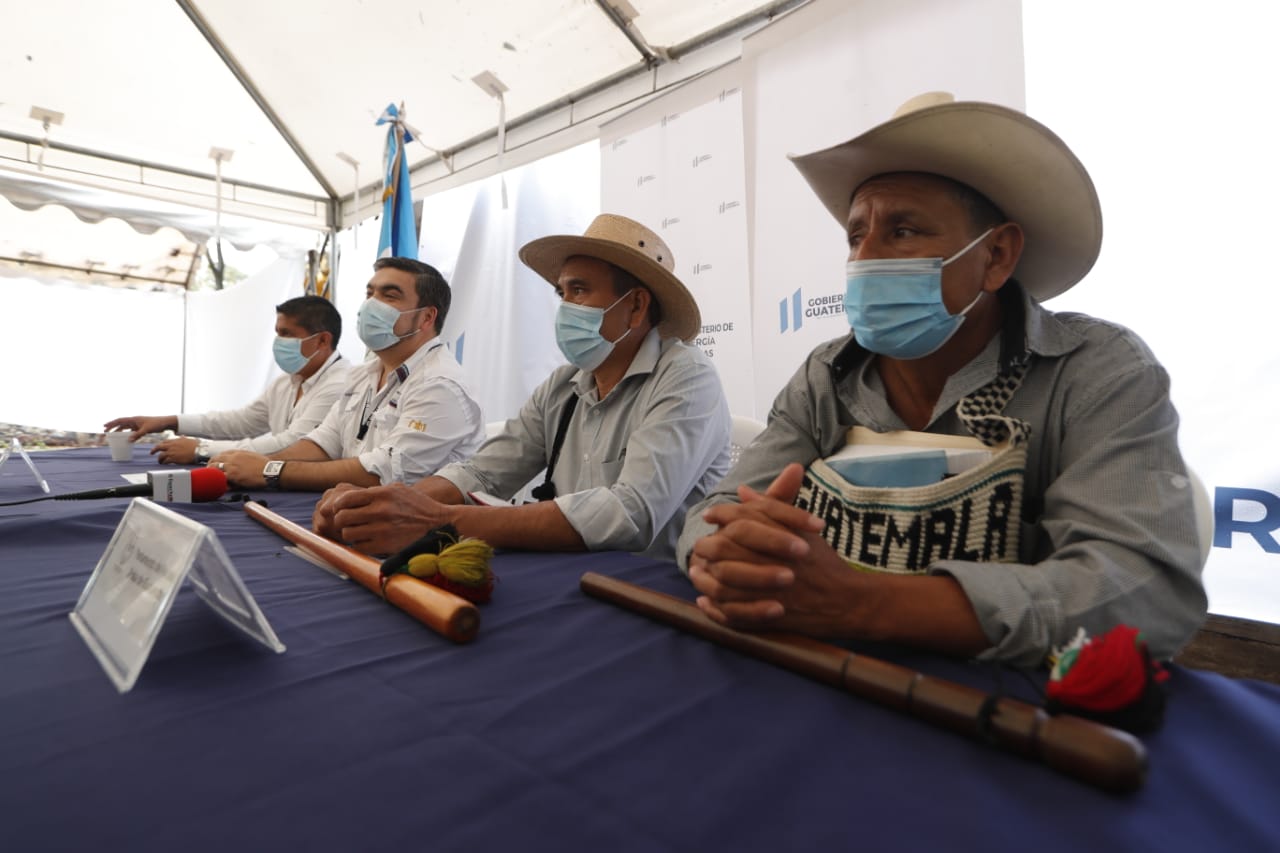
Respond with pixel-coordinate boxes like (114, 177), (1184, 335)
(357, 297), (423, 352)
(844, 228), (993, 360)
(272, 332), (320, 375)
(554, 289), (634, 372)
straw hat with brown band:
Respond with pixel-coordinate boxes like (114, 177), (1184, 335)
(519, 214), (702, 343)
(789, 92), (1103, 302)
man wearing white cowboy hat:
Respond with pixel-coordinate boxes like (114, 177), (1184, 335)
(313, 214), (732, 562)
(679, 93), (1207, 666)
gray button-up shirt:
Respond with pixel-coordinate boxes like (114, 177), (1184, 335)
(678, 286), (1207, 665)
(437, 329), (731, 562)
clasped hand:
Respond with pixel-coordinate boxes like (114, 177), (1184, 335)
(689, 463), (863, 637)
(313, 483), (453, 555)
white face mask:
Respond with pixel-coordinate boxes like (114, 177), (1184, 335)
(843, 228), (992, 359)
(553, 290), (634, 371)
(272, 332), (320, 374)
(357, 297), (423, 351)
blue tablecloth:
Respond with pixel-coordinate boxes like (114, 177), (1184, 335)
(3, 448), (1279, 851)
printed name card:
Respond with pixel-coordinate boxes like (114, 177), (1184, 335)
(69, 498), (284, 692)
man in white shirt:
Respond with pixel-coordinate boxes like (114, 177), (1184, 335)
(104, 295), (349, 464)
(212, 257), (484, 492)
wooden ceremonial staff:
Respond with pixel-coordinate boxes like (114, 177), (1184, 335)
(245, 501), (479, 643)
(580, 572), (1147, 794)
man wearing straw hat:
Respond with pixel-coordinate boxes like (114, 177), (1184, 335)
(314, 214), (731, 562)
(679, 93), (1207, 665)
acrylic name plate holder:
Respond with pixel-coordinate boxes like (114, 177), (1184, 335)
(0, 437), (51, 493)
(69, 497), (284, 692)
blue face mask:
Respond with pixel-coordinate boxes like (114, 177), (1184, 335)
(844, 228), (993, 360)
(272, 332), (320, 375)
(554, 289), (634, 372)
(357, 297), (423, 352)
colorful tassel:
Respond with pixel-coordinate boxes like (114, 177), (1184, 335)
(1045, 625), (1169, 733)
(380, 525), (495, 604)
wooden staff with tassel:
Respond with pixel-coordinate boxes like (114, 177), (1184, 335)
(580, 572), (1147, 794)
(245, 501), (480, 643)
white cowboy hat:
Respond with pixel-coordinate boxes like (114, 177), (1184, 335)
(520, 214), (701, 342)
(789, 92), (1102, 301)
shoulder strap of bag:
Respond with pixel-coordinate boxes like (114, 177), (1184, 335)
(956, 355), (1032, 447)
(530, 393), (580, 501)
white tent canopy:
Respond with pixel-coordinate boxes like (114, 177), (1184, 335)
(0, 0), (806, 253)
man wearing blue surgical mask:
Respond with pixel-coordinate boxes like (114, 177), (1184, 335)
(679, 93), (1207, 667)
(104, 295), (349, 464)
(211, 257), (484, 492)
(313, 215), (732, 563)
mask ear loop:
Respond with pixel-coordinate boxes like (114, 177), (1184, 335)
(943, 227), (996, 320)
(941, 227), (995, 267)
(954, 288), (986, 319)
(601, 288), (638, 346)
(393, 304), (431, 342)
(295, 332), (323, 364)
(624, 287), (647, 335)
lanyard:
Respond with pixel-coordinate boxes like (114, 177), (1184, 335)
(355, 343), (439, 440)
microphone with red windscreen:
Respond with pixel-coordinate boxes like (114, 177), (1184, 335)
(0, 467), (230, 507)
(188, 466), (230, 501)
(53, 467), (230, 502)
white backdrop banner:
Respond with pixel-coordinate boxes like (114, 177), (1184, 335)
(443, 143), (601, 424)
(1021, 1), (1280, 623)
(0, 276), (185, 432)
(182, 255), (306, 414)
(332, 217), (380, 368)
(601, 65), (755, 417)
(741, 0), (1025, 418)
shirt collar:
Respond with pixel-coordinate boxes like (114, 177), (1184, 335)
(293, 350), (343, 390)
(572, 327), (662, 395)
(368, 336), (443, 377)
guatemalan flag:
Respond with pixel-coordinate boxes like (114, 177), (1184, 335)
(376, 103), (418, 259)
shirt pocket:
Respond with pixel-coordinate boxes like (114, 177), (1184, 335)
(371, 408), (398, 434)
(341, 390), (365, 416)
(595, 458), (625, 489)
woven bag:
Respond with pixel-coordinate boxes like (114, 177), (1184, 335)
(794, 360), (1031, 573)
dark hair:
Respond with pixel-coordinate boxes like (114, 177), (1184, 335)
(373, 257), (451, 333)
(943, 177), (1008, 237)
(276, 295), (341, 346)
(607, 263), (662, 328)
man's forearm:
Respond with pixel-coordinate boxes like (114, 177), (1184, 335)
(269, 439), (332, 462)
(413, 475), (467, 504)
(278, 457), (381, 491)
(449, 501), (587, 552)
(855, 573), (992, 656)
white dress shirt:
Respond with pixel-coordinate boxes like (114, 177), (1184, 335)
(177, 352), (349, 456)
(304, 341), (484, 485)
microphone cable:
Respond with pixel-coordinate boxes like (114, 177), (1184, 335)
(0, 494), (59, 507)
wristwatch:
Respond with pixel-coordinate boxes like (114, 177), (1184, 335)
(262, 460), (286, 491)
(194, 440), (213, 464)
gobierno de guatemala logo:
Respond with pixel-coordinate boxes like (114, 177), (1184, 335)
(779, 288), (844, 333)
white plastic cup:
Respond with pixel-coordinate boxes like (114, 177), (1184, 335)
(106, 431), (133, 462)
